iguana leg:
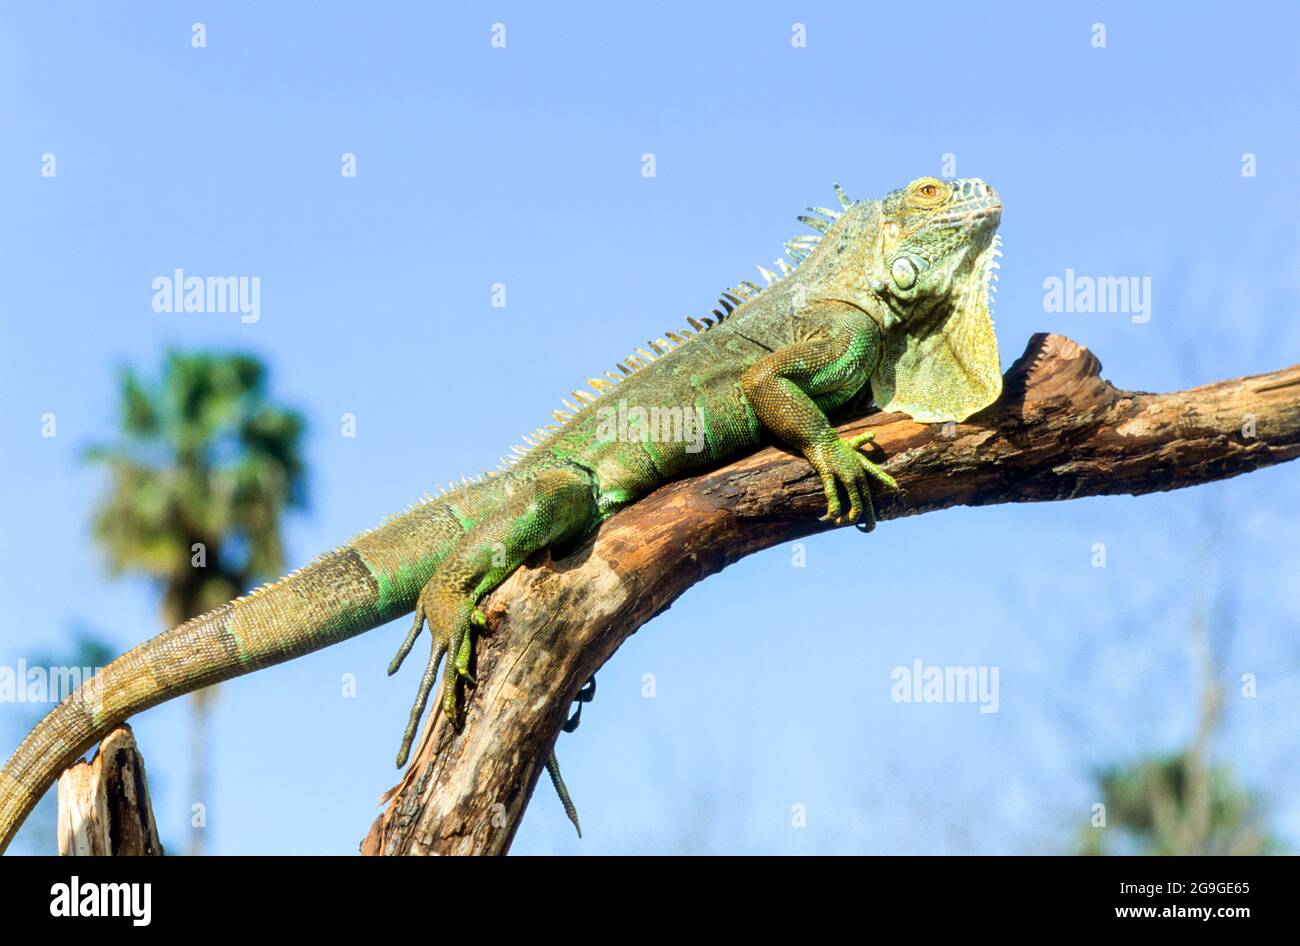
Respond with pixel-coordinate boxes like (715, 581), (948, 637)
(740, 304), (896, 528)
(389, 464), (598, 766)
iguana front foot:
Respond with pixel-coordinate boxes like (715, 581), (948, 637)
(389, 582), (483, 767)
(806, 430), (897, 529)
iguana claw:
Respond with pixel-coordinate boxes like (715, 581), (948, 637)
(808, 430), (896, 529)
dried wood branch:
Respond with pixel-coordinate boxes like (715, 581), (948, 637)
(57, 725), (163, 856)
(362, 333), (1300, 856)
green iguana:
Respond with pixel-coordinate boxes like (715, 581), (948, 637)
(0, 176), (1003, 851)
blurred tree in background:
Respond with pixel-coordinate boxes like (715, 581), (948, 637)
(1080, 753), (1279, 855)
(1077, 552), (1285, 856)
(85, 352), (306, 855)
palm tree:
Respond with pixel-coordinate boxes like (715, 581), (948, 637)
(86, 352), (306, 855)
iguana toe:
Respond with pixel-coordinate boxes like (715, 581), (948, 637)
(809, 434), (891, 527)
(395, 634), (446, 767)
(392, 581), (483, 760)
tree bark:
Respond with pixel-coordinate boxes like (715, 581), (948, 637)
(361, 333), (1300, 856)
(57, 725), (163, 856)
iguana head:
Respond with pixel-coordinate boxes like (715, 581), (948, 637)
(873, 176), (1001, 306)
(854, 176), (1004, 423)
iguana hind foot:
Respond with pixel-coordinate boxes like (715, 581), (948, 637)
(389, 465), (599, 766)
(547, 674), (596, 837)
(545, 751), (582, 838)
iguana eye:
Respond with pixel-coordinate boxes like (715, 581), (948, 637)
(891, 257), (918, 289)
(910, 178), (948, 205)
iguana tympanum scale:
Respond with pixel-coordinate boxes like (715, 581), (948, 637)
(0, 176), (1003, 850)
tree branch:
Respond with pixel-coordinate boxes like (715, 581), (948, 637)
(57, 725), (163, 856)
(361, 333), (1300, 856)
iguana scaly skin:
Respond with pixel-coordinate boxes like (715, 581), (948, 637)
(0, 176), (1003, 851)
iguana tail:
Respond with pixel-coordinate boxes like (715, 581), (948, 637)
(0, 480), (498, 854)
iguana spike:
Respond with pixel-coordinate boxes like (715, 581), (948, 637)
(666, 331), (686, 344)
(636, 347), (657, 361)
(605, 371), (623, 383)
(741, 280), (763, 294)
(723, 291), (744, 307)
(552, 409), (571, 422)
(711, 308), (726, 320)
(617, 362), (633, 376)
(785, 242), (808, 262)
(589, 377), (611, 391)
(833, 182), (852, 209)
(562, 398), (581, 412)
(798, 214), (830, 233)
(775, 258), (793, 276)
(687, 316), (706, 331)
(807, 205), (841, 220)
(573, 390), (597, 404)
(756, 264), (778, 285)
(651, 338), (670, 352)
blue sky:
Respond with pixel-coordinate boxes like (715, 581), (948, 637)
(2, 1), (1298, 854)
